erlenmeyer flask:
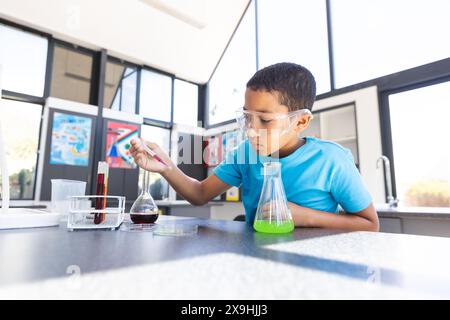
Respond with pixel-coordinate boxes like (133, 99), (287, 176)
(254, 162), (294, 234)
(130, 170), (159, 224)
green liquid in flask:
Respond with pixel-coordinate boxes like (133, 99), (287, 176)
(253, 220), (294, 234)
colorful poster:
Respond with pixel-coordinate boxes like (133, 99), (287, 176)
(50, 112), (92, 166)
(105, 121), (139, 169)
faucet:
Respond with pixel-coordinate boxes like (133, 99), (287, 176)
(376, 155), (399, 208)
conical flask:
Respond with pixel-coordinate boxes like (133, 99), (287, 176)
(130, 170), (159, 224)
(254, 162), (294, 233)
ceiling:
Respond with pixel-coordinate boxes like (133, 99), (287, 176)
(0, 0), (250, 84)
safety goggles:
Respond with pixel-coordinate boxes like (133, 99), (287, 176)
(235, 108), (313, 137)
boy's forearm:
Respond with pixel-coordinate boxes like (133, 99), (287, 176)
(161, 166), (205, 205)
(289, 203), (379, 232)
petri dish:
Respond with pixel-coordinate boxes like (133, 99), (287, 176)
(119, 221), (156, 233)
(153, 223), (198, 237)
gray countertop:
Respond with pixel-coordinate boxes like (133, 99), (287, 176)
(9, 200), (450, 217)
(0, 215), (450, 299)
(10, 200), (225, 208)
(376, 205), (450, 219)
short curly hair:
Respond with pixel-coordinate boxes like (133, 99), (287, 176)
(246, 62), (316, 111)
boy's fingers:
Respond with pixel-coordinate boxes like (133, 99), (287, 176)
(130, 139), (140, 147)
(129, 146), (140, 156)
(133, 153), (146, 165)
(131, 139), (148, 151)
(145, 141), (158, 150)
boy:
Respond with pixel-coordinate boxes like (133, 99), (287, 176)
(130, 63), (379, 231)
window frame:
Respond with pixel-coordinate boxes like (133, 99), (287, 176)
(103, 56), (140, 114)
(0, 18), (50, 200)
(204, 0), (336, 128)
(173, 78), (200, 128)
(0, 96), (45, 201)
(379, 71), (450, 202)
(49, 39), (97, 105)
(139, 65), (175, 129)
(3, 5), (450, 205)
(205, 0), (257, 129)
(0, 18), (50, 103)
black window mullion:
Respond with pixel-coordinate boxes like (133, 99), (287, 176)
(136, 67), (141, 115)
(170, 77), (175, 126)
(378, 91), (397, 202)
(326, 0), (336, 91)
(119, 81), (123, 111)
(254, 0), (260, 71)
(142, 118), (172, 129)
(90, 49), (107, 195)
(43, 36), (54, 99)
(1, 90), (45, 105)
(197, 84), (206, 128)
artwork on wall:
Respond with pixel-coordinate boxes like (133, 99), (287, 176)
(204, 135), (222, 167)
(50, 112), (92, 166)
(105, 120), (139, 169)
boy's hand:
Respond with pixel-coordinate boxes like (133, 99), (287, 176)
(129, 139), (172, 173)
(288, 202), (312, 227)
(259, 201), (310, 227)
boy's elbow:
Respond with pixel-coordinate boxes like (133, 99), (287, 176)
(370, 222), (380, 232)
(191, 200), (206, 206)
(369, 217), (380, 232)
(362, 204), (380, 232)
(189, 197), (208, 206)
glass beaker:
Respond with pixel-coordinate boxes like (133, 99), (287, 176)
(51, 179), (86, 214)
(130, 170), (159, 224)
(254, 162), (294, 234)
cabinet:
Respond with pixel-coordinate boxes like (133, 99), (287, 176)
(302, 104), (359, 165)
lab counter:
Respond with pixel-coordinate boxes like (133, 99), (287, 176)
(0, 215), (450, 299)
(376, 205), (450, 237)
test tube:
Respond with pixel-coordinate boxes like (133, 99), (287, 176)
(94, 161), (109, 224)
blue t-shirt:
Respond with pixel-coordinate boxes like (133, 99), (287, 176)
(213, 136), (372, 224)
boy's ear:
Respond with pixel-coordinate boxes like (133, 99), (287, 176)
(294, 114), (313, 132)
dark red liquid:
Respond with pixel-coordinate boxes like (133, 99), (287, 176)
(94, 173), (106, 224)
(130, 213), (159, 224)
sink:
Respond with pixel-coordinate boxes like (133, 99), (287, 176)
(0, 208), (61, 230)
(375, 203), (399, 212)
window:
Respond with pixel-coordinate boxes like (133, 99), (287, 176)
(208, 1), (257, 126)
(331, 0), (450, 88)
(0, 24), (48, 97)
(139, 125), (171, 200)
(139, 69), (172, 123)
(173, 79), (198, 127)
(51, 44), (94, 104)
(104, 60), (137, 114)
(257, 0), (331, 94)
(388, 81), (450, 208)
(0, 100), (42, 200)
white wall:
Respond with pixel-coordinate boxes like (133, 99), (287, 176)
(0, 0), (250, 84)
